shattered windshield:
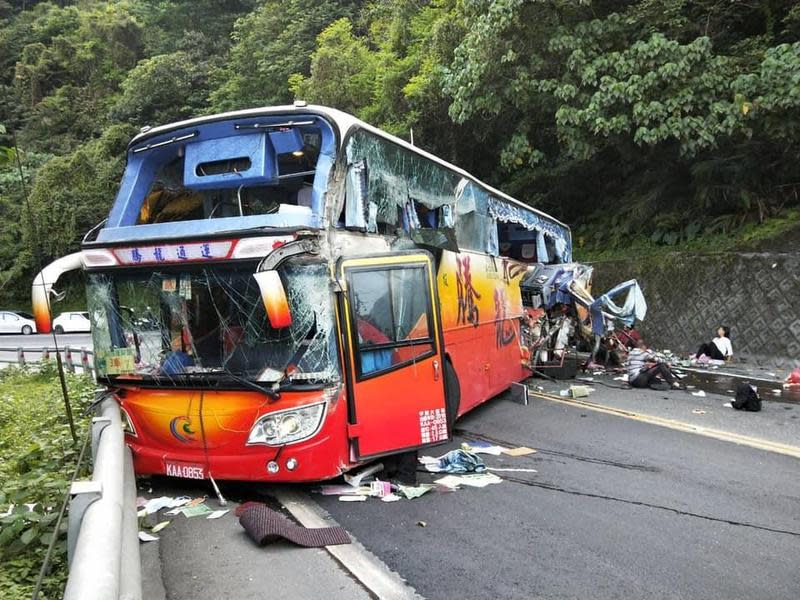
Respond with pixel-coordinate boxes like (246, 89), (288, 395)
(87, 262), (338, 386)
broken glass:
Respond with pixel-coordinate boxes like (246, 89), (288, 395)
(86, 261), (338, 386)
(454, 180), (499, 255)
(345, 129), (459, 233)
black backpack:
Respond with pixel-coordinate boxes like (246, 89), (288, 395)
(732, 383), (762, 412)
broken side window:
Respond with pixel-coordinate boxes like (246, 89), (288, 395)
(454, 180), (499, 256)
(344, 129), (459, 243)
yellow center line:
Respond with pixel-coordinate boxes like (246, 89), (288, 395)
(527, 390), (800, 460)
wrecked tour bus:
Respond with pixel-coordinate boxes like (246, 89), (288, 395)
(32, 104), (573, 482)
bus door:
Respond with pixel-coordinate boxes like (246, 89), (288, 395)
(338, 253), (451, 459)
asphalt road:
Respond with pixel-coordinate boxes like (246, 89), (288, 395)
(315, 393), (800, 600)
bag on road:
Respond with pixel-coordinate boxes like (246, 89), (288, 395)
(732, 383), (761, 412)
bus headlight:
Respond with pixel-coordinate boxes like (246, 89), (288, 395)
(247, 402), (326, 446)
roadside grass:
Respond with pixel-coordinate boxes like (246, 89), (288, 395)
(0, 364), (95, 600)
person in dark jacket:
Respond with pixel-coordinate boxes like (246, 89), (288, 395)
(628, 341), (681, 390)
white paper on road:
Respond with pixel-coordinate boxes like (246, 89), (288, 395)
(138, 531), (159, 542)
(338, 495), (367, 502)
(691, 390), (707, 397)
(206, 510), (229, 519)
(434, 473), (503, 489)
(462, 441), (508, 455)
(142, 495), (192, 515)
(381, 493), (402, 502)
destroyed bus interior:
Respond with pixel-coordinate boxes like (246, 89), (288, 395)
(95, 113), (338, 245)
(341, 127), (572, 265)
(136, 129), (321, 225)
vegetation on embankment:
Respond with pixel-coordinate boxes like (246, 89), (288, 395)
(575, 208), (800, 263)
(0, 1), (799, 305)
(0, 365), (94, 600)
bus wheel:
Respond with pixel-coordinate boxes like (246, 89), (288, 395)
(444, 358), (460, 433)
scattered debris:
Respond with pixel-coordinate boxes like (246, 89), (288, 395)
(370, 481), (393, 497)
(207, 510), (229, 519)
(417, 521), (427, 528)
(344, 463), (383, 487)
(691, 390), (706, 397)
(381, 493), (402, 503)
(180, 503), (213, 518)
(691, 409), (707, 415)
(140, 496), (191, 516)
(461, 440), (507, 455)
(398, 484), (435, 499)
(151, 521), (171, 533)
(434, 473), (503, 488)
(503, 446), (537, 457)
(338, 496), (367, 502)
(419, 449), (486, 473)
(138, 531), (159, 543)
(319, 484), (368, 496)
(724, 402), (733, 408)
(239, 504), (350, 547)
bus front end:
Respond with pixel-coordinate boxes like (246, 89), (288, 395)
(84, 237), (349, 482)
(61, 107), (353, 482)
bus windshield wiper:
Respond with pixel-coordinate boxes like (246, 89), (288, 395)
(180, 371), (280, 400)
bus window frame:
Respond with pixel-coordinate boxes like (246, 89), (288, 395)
(343, 262), (438, 383)
(337, 256), (444, 383)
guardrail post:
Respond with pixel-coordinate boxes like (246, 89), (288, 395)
(17, 347), (25, 366)
(91, 416), (111, 463)
(80, 347), (90, 373)
(66, 481), (102, 565)
(64, 346), (75, 373)
(41, 347), (50, 361)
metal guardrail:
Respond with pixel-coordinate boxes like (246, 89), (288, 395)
(63, 398), (141, 600)
(0, 345), (93, 373)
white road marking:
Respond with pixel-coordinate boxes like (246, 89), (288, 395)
(275, 488), (424, 600)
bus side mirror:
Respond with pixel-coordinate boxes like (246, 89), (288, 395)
(253, 270), (292, 329)
(31, 252), (83, 333)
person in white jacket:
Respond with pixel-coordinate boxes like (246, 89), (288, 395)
(694, 326), (733, 361)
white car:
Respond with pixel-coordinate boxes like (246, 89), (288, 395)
(52, 311), (92, 334)
(0, 311), (37, 335)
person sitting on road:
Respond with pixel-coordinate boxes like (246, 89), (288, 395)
(694, 326), (733, 362)
(627, 340), (681, 390)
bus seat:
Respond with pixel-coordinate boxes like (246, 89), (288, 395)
(361, 349), (394, 375)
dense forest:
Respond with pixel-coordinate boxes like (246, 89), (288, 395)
(1, 0), (799, 307)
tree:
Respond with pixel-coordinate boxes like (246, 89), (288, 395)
(210, 0), (359, 111)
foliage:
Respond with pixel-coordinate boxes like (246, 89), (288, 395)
(0, 366), (95, 600)
(209, 0), (359, 111)
(0, 0), (799, 306)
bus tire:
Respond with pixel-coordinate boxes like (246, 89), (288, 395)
(444, 358), (460, 433)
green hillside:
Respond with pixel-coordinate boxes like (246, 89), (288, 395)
(1, 0), (799, 306)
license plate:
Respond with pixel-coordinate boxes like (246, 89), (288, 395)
(164, 460), (206, 480)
